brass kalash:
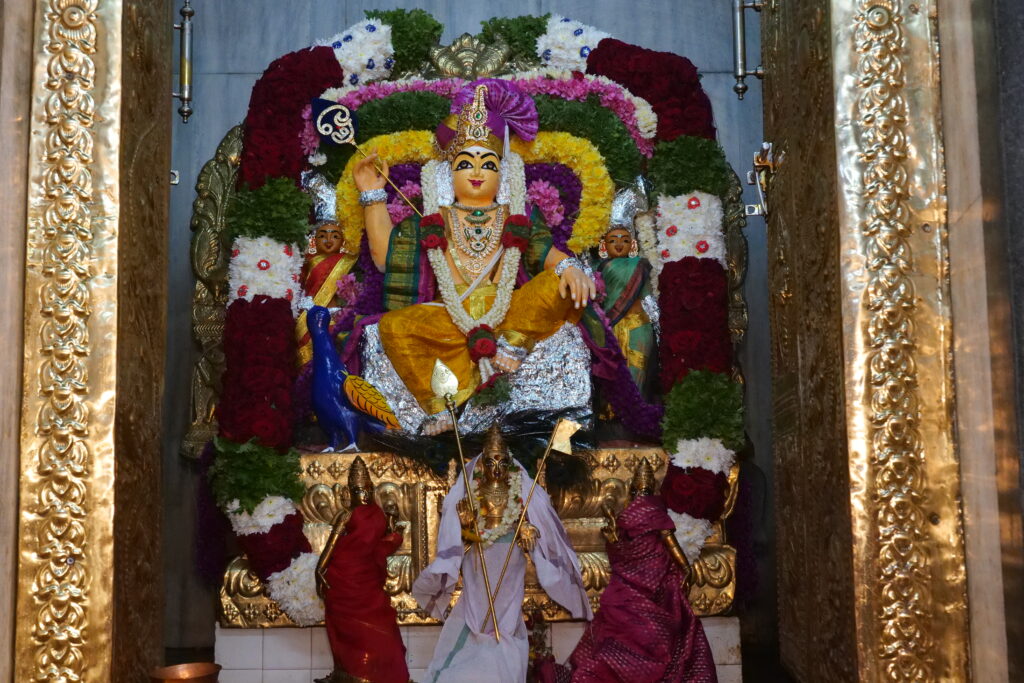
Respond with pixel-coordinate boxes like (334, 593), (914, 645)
(185, 34), (746, 630)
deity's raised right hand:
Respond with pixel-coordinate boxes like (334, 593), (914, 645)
(353, 153), (389, 192)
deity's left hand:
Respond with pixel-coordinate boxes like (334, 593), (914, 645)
(517, 523), (540, 553)
(558, 266), (597, 309)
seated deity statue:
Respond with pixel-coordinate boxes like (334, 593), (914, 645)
(314, 456), (409, 683)
(348, 79), (597, 435)
(412, 425), (592, 682)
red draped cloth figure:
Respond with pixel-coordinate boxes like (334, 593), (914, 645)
(565, 495), (717, 683)
(322, 503), (408, 683)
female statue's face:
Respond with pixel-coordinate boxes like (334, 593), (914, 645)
(451, 147), (501, 204)
(314, 224), (343, 255)
(604, 228), (634, 259)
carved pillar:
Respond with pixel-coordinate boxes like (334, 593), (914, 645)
(764, 0), (970, 680)
(13, 1), (171, 681)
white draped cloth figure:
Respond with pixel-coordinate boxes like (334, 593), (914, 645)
(412, 455), (593, 683)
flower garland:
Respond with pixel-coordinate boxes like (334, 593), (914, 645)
(655, 192), (726, 265)
(335, 131), (437, 252)
(586, 38), (716, 142)
(511, 132), (613, 253)
(228, 236), (304, 312)
(239, 46), (343, 188)
(669, 437), (735, 476)
(667, 511), (715, 564)
(226, 495), (297, 536)
(318, 18), (395, 86)
(536, 15), (610, 72)
(426, 233), (521, 334)
(527, 179), (564, 228)
(468, 465), (524, 549)
(265, 551), (324, 626)
(525, 163), (582, 252)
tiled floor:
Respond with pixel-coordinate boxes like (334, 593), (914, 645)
(215, 616), (741, 681)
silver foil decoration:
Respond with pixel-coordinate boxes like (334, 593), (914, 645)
(609, 176), (650, 233)
(360, 322), (592, 436)
(301, 170), (337, 223)
(642, 293), (661, 343)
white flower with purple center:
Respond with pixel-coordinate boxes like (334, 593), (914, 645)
(535, 15), (610, 72)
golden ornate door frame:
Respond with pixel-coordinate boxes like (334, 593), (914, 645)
(12, 1), (171, 680)
(765, 0), (970, 680)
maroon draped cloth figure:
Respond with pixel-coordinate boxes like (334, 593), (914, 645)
(323, 504), (409, 683)
(558, 495), (717, 683)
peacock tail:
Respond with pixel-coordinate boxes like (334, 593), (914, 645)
(343, 374), (401, 429)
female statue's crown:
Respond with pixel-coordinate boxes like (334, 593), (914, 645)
(436, 79), (539, 162)
(348, 455), (373, 491)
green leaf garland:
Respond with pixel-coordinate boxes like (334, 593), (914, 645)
(661, 370), (744, 451)
(367, 9), (444, 77)
(532, 94), (642, 186)
(226, 176), (312, 245)
(649, 135), (732, 199)
(321, 91), (451, 184)
(208, 438), (306, 514)
(478, 15), (550, 66)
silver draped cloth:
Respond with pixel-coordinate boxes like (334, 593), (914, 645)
(412, 455), (593, 682)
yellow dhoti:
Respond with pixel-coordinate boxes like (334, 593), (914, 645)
(379, 269), (581, 414)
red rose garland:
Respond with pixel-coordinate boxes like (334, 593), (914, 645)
(660, 465), (729, 522)
(586, 38), (716, 141)
(239, 46), (344, 188)
(235, 511), (312, 580)
(467, 324), (498, 362)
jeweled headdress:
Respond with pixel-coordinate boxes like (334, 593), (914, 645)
(436, 79), (539, 161)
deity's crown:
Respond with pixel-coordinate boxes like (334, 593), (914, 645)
(348, 455), (373, 492)
(630, 457), (656, 497)
(436, 79), (539, 162)
(482, 423), (510, 462)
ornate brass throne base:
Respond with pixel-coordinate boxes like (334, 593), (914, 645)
(219, 448), (738, 628)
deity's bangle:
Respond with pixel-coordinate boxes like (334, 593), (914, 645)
(554, 256), (583, 277)
(359, 188), (387, 206)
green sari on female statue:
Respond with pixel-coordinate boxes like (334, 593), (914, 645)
(597, 256), (655, 397)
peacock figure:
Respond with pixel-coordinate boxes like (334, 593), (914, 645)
(307, 305), (399, 451)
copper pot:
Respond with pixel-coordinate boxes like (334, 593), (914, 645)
(149, 662), (221, 682)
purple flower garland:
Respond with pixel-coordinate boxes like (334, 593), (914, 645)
(525, 163), (581, 253)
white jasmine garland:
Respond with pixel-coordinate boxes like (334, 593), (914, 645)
(265, 551), (324, 626)
(634, 211), (661, 297)
(495, 151), (527, 215)
(468, 467), (524, 549)
(536, 15), (610, 72)
(667, 510), (715, 565)
(655, 192), (726, 266)
(426, 245), (521, 335)
(228, 236), (304, 314)
(319, 19), (394, 86)
(670, 438), (736, 476)
(226, 496), (297, 537)
(307, 151), (327, 167)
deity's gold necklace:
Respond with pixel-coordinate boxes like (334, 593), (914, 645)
(447, 205), (504, 278)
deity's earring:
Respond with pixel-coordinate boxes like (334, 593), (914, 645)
(598, 238), (609, 260)
(628, 239), (639, 258)
(306, 234), (318, 255)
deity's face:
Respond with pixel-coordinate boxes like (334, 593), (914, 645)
(451, 146), (501, 204)
(481, 448), (511, 486)
(314, 224), (343, 255)
(604, 228), (634, 259)
(349, 484), (372, 508)
(628, 481), (654, 500)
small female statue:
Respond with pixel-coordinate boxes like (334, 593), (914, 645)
(595, 209), (656, 398)
(544, 459), (717, 683)
(315, 456), (409, 683)
(296, 221), (357, 367)
(350, 79), (596, 434)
